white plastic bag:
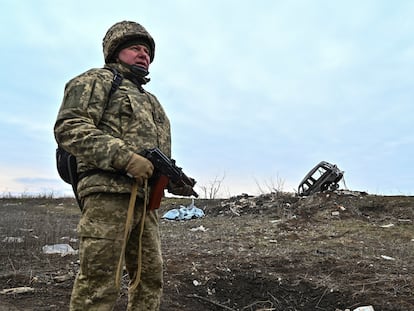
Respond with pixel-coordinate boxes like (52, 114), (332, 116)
(42, 244), (78, 256)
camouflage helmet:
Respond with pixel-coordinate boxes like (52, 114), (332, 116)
(103, 21), (155, 64)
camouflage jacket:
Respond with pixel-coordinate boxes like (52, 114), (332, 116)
(54, 63), (171, 198)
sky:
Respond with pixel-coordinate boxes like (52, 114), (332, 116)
(0, 0), (413, 198)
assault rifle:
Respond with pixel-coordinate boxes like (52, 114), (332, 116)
(142, 148), (198, 210)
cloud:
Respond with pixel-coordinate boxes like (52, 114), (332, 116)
(0, 0), (413, 196)
(0, 164), (71, 196)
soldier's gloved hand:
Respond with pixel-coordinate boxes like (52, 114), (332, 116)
(167, 181), (195, 197)
(125, 153), (154, 185)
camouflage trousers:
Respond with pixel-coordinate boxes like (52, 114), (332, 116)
(69, 193), (163, 311)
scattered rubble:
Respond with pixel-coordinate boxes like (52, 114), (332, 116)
(42, 244), (78, 256)
(1, 193), (413, 310)
(2, 236), (24, 243)
(0, 287), (34, 295)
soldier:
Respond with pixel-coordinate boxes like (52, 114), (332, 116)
(54, 21), (193, 310)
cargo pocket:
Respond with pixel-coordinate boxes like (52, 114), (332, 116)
(78, 217), (124, 240)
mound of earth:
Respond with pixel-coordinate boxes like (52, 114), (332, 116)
(0, 190), (413, 310)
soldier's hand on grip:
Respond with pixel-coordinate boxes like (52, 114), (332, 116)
(126, 153), (154, 185)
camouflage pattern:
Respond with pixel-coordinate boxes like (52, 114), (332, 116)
(54, 62), (171, 199)
(69, 193), (163, 311)
(55, 48), (170, 309)
(103, 21), (155, 64)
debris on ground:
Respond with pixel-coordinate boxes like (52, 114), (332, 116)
(42, 244), (78, 256)
(2, 236), (24, 243)
(1, 193), (413, 311)
(162, 199), (204, 220)
(0, 287), (35, 295)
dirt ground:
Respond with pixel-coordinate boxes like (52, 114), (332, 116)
(0, 190), (413, 311)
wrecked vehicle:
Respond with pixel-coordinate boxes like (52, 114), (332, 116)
(298, 161), (344, 196)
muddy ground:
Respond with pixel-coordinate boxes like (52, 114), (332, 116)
(0, 190), (413, 311)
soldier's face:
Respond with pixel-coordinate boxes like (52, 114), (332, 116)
(118, 44), (151, 70)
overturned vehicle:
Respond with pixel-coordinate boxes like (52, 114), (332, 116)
(298, 161), (344, 196)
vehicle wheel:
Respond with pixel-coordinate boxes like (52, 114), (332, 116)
(329, 183), (339, 191)
(320, 183), (329, 191)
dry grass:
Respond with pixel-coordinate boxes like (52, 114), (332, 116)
(1, 192), (413, 310)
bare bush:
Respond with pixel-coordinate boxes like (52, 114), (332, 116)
(199, 174), (226, 199)
(255, 173), (286, 196)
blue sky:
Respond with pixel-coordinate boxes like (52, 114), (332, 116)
(0, 0), (413, 197)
